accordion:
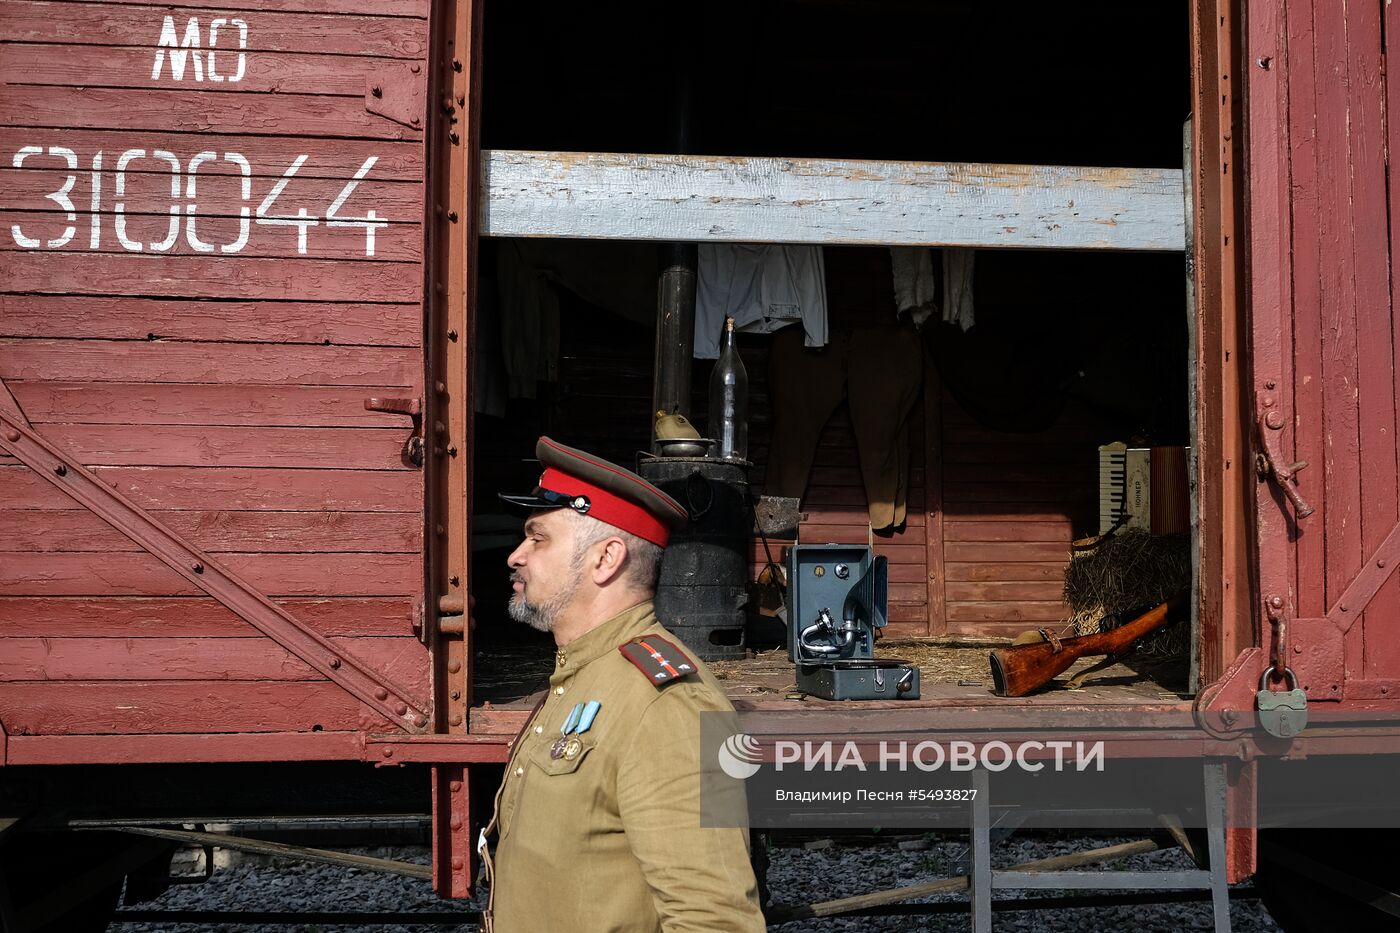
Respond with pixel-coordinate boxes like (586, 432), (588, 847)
(1098, 443), (1190, 536)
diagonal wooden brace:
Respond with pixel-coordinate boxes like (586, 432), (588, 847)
(0, 409), (430, 734)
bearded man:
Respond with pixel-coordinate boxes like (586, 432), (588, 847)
(477, 436), (765, 933)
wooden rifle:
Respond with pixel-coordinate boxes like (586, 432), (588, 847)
(988, 595), (1186, 697)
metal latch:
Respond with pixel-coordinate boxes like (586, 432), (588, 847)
(1255, 410), (1314, 519)
(365, 397), (424, 467)
(1257, 666), (1308, 738)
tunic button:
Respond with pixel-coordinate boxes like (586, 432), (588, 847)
(534, 725), (543, 734)
(515, 766), (524, 776)
(554, 686), (565, 695)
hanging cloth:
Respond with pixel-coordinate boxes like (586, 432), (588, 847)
(694, 244), (828, 358)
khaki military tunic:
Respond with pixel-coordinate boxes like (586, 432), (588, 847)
(479, 602), (765, 932)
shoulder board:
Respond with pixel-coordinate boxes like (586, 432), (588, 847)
(618, 635), (697, 686)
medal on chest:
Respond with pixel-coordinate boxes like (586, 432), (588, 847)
(550, 699), (600, 760)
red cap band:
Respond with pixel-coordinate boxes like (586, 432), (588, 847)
(539, 467), (672, 547)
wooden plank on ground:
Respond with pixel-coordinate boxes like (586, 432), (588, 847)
(480, 150), (1186, 251)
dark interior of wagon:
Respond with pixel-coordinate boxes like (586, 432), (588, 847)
(467, 1), (1195, 708)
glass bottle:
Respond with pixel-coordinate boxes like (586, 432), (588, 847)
(708, 316), (748, 460)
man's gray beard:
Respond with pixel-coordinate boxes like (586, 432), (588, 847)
(507, 522), (596, 632)
(507, 565), (582, 633)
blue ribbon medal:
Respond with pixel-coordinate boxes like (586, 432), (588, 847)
(550, 700), (601, 761)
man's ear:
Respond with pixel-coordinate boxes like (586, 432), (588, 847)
(591, 536), (629, 586)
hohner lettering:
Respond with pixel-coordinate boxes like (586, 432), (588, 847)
(1098, 443), (1190, 536)
(1099, 443), (1151, 534)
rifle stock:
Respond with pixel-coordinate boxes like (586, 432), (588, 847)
(988, 595), (1186, 698)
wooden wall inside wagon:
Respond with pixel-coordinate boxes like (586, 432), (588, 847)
(0, 0), (431, 738)
(468, 244), (1187, 643)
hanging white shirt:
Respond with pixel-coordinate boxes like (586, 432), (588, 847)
(694, 244), (828, 358)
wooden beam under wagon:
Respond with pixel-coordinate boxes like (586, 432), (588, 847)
(479, 149), (1185, 251)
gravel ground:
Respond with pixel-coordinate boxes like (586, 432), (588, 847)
(110, 836), (1282, 932)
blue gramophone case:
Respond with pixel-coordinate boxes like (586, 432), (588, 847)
(786, 543), (920, 700)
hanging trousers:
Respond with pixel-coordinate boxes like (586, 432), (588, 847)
(765, 320), (924, 530)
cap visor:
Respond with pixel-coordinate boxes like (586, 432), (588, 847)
(497, 492), (564, 513)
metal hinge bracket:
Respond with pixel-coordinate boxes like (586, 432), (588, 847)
(365, 63), (426, 129)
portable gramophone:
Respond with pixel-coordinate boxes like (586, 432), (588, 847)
(786, 544), (921, 700)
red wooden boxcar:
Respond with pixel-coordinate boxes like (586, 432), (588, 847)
(2, 0), (1399, 930)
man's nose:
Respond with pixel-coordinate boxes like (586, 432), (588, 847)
(507, 541), (526, 568)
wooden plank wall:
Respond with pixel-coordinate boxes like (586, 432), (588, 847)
(755, 389), (1093, 641)
(0, 0), (431, 738)
(1280, 0), (1400, 686)
(748, 385), (931, 636)
(476, 253), (1104, 644)
(939, 395), (1096, 639)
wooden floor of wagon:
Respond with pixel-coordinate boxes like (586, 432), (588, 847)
(471, 639), (1192, 722)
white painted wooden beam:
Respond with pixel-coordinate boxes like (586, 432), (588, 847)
(480, 150), (1185, 251)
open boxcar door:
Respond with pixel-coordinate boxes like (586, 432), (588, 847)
(1239, 1), (1400, 911)
(1247, 0), (1400, 723)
